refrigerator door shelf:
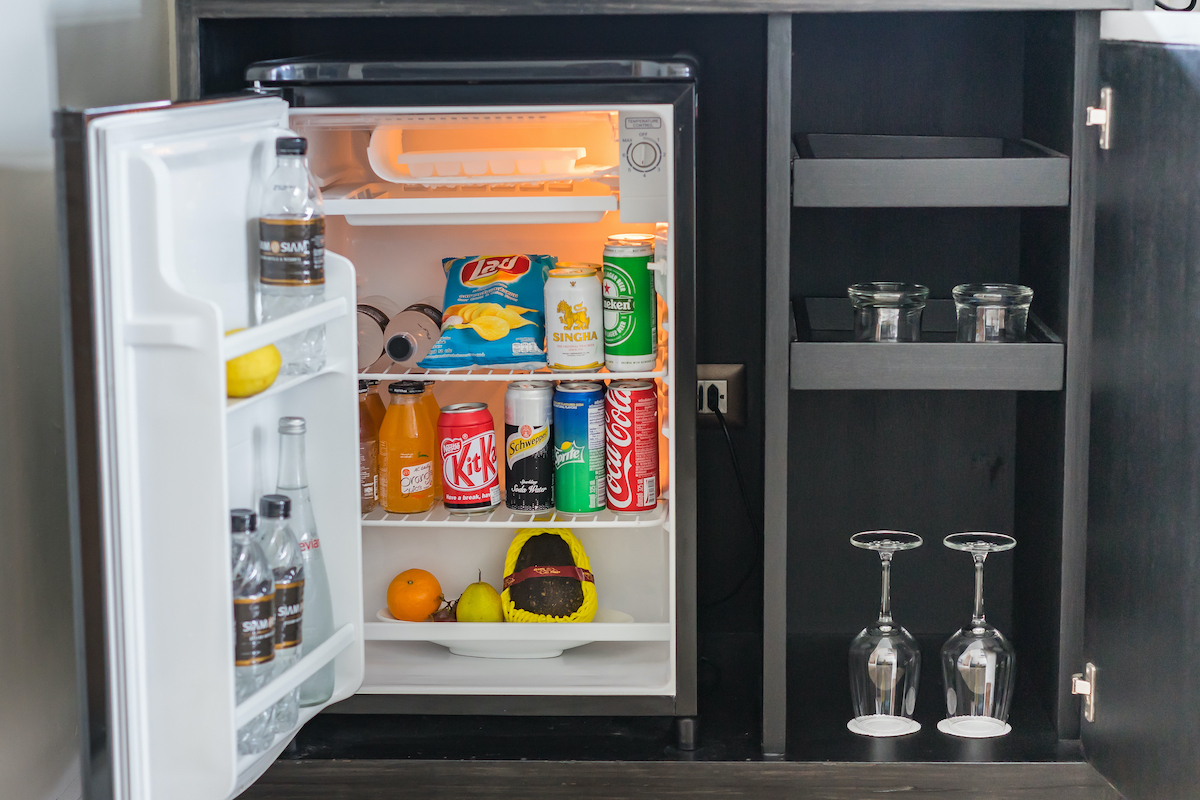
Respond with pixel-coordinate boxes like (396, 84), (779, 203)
(223, 297), (347, 360)
(361, 499), (668, 529)
(71, 95), (365, 800)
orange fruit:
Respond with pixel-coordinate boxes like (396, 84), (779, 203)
(387, 569), (444, 621)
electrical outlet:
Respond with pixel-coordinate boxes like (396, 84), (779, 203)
(697, 364), (745, 427)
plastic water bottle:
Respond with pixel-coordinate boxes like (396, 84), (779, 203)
(258, 136), (326, 375)
(256, 495), (304, 734)
(275, 417), (335, 706)
(230, 509), (275, 755)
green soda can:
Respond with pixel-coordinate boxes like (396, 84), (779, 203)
(553, 382), (606, 513)
(602, 233), (658, 372)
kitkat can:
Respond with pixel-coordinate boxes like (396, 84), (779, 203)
(545, 265), (604, 372)
(553, 382), (606, 513)
(504, 381), (554, 512)
(602, 234), (658, 372)
(605, 380), (659, 513)
(438, 403), (500, 513)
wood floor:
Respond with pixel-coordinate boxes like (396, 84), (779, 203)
(242, 760), (1121, 800)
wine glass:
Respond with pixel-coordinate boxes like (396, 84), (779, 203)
(848, 530), (924, 737)
(938, 532), (1017, 738)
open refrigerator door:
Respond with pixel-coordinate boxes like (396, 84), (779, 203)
(58, 95), (365, 800)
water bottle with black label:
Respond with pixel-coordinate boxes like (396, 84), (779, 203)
(231, 509), (275, 755)
(255, 495), (304, 734)
(258, 136), (326, 375)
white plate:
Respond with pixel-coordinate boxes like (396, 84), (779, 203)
(374, 607), (634, 659)
(937, 716), (1012, 738)
(847, 715), (921, 738)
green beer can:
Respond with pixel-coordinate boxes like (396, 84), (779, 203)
(602, 233), (658, 372)
(553, 382), (606, 513)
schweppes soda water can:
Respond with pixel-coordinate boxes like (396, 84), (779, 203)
(504, 381), (554, 512)
(544, 265), (604, 372)
(602, 234), (658, 372)
(553, 382), (606, 513)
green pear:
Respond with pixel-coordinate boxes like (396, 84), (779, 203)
(455, 571), (504, 623)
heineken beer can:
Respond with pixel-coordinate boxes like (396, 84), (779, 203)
(602, 233), (658, 372)
(553, 382), (606, 513)
(544, 265), (604, 372)
(504, 381), (554, 512)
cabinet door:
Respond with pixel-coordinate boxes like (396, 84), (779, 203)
(57, 96), (365, 800)
(1084, 37), (1200, 800)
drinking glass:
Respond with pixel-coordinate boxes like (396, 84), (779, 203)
(938, 532), (1017, 738)
(848, 282), (929, 342)
(952, 284), (1033, 342)
(848, 530), (923, 737)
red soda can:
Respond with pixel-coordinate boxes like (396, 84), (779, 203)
(605, 380), (659, 513)
(438, 402), (500, 513)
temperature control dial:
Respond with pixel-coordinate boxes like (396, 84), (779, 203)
(627, 140), (662, 172)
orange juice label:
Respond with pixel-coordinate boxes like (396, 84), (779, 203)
(400, 462), (433, 494)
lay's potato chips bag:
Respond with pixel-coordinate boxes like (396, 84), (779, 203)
(419, 254), (554, 369)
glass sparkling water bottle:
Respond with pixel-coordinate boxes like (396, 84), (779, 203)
(230, 509), (275, 755)
(258, 136), (326, 375)
(256, 495), (304, 734)
(275, 417), (335, 706)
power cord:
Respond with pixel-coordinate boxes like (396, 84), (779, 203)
(699, 383), (763, 607)
(1156, 0), (1197, 10)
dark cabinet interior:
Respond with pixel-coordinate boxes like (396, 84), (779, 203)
(774, 9), (1099, 766)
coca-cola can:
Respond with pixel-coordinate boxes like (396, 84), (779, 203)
(438, 402), (500, 513)
(605, 380), (659, 514)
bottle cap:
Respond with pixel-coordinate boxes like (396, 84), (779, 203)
(385, 333), (415, 362)
(279, 416), (306, 434)
(259, 494), (292, 519)
(276, 137), (307, 156)
(388, 380), (426, 395)
(231, 508), (257, 533)
(359, 380), (369, 393)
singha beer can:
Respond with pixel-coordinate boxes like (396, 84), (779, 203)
(504, 381), (554, 512)
(605, 380), (659, 514)
(602, 234), (658, 372)
(544, 265), (604, 372)
(553, 382), (606, 514)
(438, 403), (500, 513)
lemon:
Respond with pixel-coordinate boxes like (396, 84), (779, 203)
(226, 333), (281, 398)
(455, 574), (504, 623)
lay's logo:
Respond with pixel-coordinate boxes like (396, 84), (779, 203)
(461, 255), (531, 286)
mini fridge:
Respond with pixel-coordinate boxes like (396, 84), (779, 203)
(55, 59), (696, 800)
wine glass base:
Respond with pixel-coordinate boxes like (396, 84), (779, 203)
(847, 715), (921, 738)
(937, 716), (1012, 738)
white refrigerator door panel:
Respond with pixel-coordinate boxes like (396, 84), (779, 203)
(85, 96), (364, 800)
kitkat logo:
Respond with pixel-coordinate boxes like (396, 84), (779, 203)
(461, 255), (531, 286)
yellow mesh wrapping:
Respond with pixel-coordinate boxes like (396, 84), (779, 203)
(501, 527), (597, 623)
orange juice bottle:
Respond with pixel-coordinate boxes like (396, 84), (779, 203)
(365, 381), (387, 435)
(378, 381), (436, 514)
(418, 381), (443, 500)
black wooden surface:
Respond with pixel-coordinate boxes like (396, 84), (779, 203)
(787, 391), (1016, 635)
(1015, 11), (1098, 742)
(1085, 40), (1200, 800)
(240, 759), (1121, 800)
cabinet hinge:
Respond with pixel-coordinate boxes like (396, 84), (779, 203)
(1071, 661), (1097, 723)
(1086, 87), (1113, 151)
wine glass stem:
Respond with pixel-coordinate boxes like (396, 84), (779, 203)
(879, 552), (893, 624)
(972, 553), (987, 626)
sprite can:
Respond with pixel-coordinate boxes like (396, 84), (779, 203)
(602, 233), (658, 372)
(553, 382), (606, 513)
